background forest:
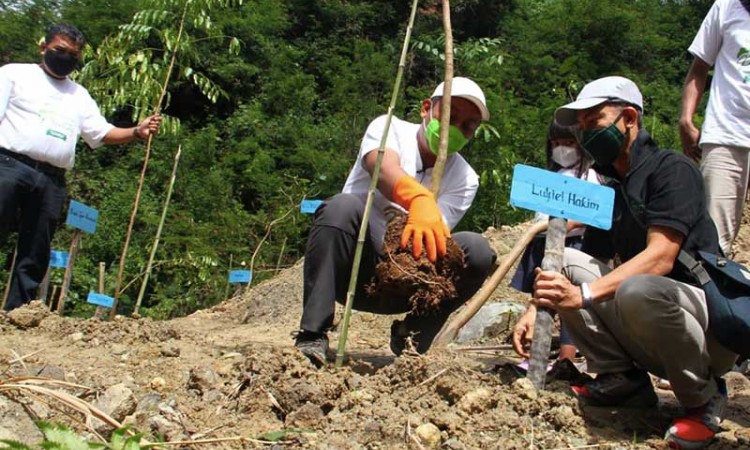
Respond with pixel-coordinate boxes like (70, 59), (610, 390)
(0, 0), (714, 318)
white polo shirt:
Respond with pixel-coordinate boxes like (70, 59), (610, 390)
(688, 0), (750, 149)
(0, 63), (114, 169)
(342, 115), (479, 249)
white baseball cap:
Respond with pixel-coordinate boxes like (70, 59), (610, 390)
(554, 76), (643, 126)
(431, 77), (490, 121)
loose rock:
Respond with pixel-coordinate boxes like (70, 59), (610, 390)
(415, 423), (441, 449)
(160, 343), (180, 357)
(187, 366), (218, 394)
(511, 377), (538, 400)
(92, 383), (137, 431)
(0, 396), (44, 445)
(7, 300), (49, 329)
(286, 402), (325, 429)
(456, 387), (493, 413)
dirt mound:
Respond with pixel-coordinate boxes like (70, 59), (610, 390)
(37, 314), (180, 345)
(228, 349), (592, 449)
(1, 212), (749, 448)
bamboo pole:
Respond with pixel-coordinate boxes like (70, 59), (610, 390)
(430, 221), (548, 350)
(1, 245), (17, 311)
(57, 230), (83, 314)
(134, 145), (182, 316)
(527, 217), (567, 390)
(334, 0), (420, 368)
(429, 0), (454, 195)
(110, 3), (189, 319)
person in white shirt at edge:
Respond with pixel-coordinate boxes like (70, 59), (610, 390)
(294, 77), (496, 366)
(680, 0), (750, 256)
(0, 23), (161, 311)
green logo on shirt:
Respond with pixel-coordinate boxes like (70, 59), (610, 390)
(739, 47), (750, 66)
(739, 47), (750, 84)
(46, 129), (67, 141)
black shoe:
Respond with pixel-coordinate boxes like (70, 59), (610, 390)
(389, 319), (411, 356)
(294, 330), (329, 367)
(390, 312), (445, 356)
(571, 368), (658, 408)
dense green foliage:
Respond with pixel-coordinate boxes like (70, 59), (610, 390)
(0, 0), (713, 318)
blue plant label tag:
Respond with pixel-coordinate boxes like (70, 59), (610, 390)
(87, 292), (114, 308)
(510, 164), (615, 230)
(300, 199), (323, 215)
(49, 250), (69, 268)
(66, 200), (98, 234)
(228, 270), (252, 284)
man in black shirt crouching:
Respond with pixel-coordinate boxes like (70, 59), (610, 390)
(512, 76), (737, 450)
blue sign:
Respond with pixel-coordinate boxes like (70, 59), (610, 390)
(49, 250), (69, 268)
(228, 270), (252, 284)
(300, 199), (323, 215)
(510, 164), (615, 230)
(86, 292), (114, 308)
(66, 200), (98, 234)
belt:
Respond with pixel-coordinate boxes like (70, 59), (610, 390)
(0, 148), (66, 178)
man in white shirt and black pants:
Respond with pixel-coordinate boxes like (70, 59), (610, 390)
(0, 23), (161, 311)
(294, 77), (496, 365)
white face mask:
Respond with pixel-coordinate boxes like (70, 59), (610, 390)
(551, 145), (580, 168)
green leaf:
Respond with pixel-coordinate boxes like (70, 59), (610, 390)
(0, 439), (32, 450)
(256, 428), (314, 442)
(39, 423), (93, 450)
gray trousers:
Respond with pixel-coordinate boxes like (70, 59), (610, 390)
(300, 193), (496, 337)
(559, 248), (737, 407)
(700, 144), (750, 255)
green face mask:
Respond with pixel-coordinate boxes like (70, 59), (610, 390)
(425, 118), (470, 155)
(580, 112), (626, 166)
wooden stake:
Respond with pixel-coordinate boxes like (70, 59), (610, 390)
(57, 230), (83, 314)
(527, 217), (567, 390)
(1, 245), (18, 311)
(429, 0), (454, 195)
(38, 266), (51, 307)
(94, 262), (106, 319)
(335, 0), (420, 368)
(49, 285), (59, 311)
(431, 221), (548, 350)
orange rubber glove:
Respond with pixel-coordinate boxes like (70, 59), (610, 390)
(392, 175), (450, 262)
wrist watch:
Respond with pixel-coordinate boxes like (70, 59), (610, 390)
(132, 127), (141, 139)
(579, 282), (594, 309)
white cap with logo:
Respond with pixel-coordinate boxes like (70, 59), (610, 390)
(431, 77), (490, 121)
(554, 76), (643, 127)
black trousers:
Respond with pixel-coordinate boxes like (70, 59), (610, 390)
(300, 193), (496, 334)
(0, 152), (66, 311)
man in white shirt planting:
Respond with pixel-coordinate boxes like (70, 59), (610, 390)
(295, 77), (496, 365)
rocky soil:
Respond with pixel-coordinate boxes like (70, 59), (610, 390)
(1, 211), (750, 449)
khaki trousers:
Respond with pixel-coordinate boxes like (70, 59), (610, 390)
(558, 249), (737, 407)
(701, 144), (750, 256)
